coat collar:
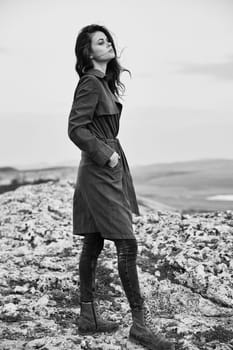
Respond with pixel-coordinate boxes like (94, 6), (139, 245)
(85, 68), (105, 79)
(85, 68), (122, 107)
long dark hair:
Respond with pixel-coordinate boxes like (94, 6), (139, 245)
(74, 24), (130, 97)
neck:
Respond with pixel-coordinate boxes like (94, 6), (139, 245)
(92, 62), (107, 75)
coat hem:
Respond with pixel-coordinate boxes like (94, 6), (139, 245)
(73, 230), (135, 240)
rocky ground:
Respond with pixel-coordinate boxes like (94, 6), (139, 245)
(0, 180), (233, 350)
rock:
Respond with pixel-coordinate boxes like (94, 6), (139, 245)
(24, 338), (47, 350)
(14, 284), (29, 294)
(37, 295), (50, 307)
(0, 303), (21, 322)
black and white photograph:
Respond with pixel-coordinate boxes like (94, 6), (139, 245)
(0, 1), (233, 349)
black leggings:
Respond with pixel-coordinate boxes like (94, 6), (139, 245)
(79, 233), (144, 310)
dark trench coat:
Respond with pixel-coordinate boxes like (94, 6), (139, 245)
(68, 68), (140, 239)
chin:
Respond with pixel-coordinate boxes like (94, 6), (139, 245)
(103, 54), (115, 63)
(109, 52), (115, 60)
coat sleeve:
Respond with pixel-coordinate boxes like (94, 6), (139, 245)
(68, 75), (115, 166)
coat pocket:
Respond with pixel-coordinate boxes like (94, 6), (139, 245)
(106, 159), (121, 171)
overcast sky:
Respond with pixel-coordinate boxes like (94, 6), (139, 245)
(0, 0), (233, 168)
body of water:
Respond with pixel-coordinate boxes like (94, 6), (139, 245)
(207, 195), (233, 201)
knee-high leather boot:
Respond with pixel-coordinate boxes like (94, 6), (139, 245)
(78, 301), (119, 334)
(129, 307), (175, 350)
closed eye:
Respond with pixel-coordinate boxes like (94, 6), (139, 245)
(97, 38), (111, 45)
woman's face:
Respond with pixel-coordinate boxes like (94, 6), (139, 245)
(90, 31), (115, 63)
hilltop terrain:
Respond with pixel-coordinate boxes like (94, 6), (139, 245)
(0, 179), (233, 350)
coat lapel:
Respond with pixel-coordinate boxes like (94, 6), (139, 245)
(85, 69), (123, 114)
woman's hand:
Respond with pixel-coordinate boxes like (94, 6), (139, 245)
(108, 152), (120, 168)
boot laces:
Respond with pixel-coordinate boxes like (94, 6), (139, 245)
(143, 302), (160, 335)
(93, 301), (101, 318)
(93, 301), (107, 321)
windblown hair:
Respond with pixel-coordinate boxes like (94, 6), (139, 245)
(74, 24), (130, 97)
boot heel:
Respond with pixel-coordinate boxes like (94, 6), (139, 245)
(78, 302), (119, 334)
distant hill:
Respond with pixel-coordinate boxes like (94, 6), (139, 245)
(0, 165), (76, 195)
(0, 166), (18, 172)
(131, 158), (233, 213)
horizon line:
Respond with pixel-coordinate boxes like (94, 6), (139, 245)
(1, 156), (233, 171)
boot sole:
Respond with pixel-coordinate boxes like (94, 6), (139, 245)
(129, 335), (155, 350)
(78, 325), (119, 335)
(78, 328), (98, 335)
(129, 334), (174, 350)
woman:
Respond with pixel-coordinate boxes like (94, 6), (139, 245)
(68, 24), (174, 350)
